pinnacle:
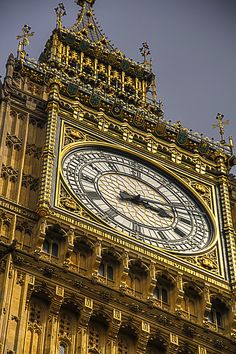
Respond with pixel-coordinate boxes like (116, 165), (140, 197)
(75, 0), (96, 7)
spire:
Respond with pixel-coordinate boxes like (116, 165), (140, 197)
(71, 0), (114, 52)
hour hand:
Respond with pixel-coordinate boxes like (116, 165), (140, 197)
(142, 202), (172, 219)
(120, 191), (172, 219)
(119, 191), (141, 203)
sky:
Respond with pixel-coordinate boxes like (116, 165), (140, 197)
(0, 0), (236, 173)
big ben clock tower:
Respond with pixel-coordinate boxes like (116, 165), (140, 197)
(0, 1), (236, 353)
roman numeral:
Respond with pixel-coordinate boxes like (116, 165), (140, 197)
(105, 209), (119, 219)
(81, 174), (94, 184)
(89, 164), (101, 173)
(132, 223), (141, 233)
(158, 231), (168, 240)
(174, 227), (186, 238)
(179, 217), (191, 225)
(131, 169), (141, 179)
(108, 162), (118, 171)
(86, 191), (101, 200)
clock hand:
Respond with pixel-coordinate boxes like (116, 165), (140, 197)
(142, 201), (173, 218)
(119, 191), (172, 218)
(132, 195), (206, 214)
(119, 191), (142, 203)
(120, 191), (206, 216)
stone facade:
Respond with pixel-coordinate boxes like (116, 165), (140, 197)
(0, 1), (235, 353)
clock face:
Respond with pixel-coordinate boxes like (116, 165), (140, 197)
(62, 146), (213, 254)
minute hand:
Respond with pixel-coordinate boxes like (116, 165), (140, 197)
(136, 196), (205, 214)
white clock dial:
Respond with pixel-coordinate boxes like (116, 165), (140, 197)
(62, 146), (213, 254)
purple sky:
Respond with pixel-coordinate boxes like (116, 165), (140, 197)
(0, 0), (235, 173)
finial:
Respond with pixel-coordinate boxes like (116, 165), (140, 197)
(212, 113), (230, 144)
(139, 42), (152, 70)
(75, 0), (96, 7)
(16, 24), (34, 61)
(229, 136), (234, 155)
(151, 78), (157, 104)
(55, 3), (67, 29)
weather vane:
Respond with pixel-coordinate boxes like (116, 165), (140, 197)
(139, 42), (152, 70)
(16, 25), (34, 61)
(212, 113), (230, 144)
(212, 113), (234, 155)
(55, 3), (67, 29)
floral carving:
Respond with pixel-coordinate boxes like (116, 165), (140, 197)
(59, 185), (95, 220)
(1, 164), (19, 182)
(29, 116), (45, 128)
(26, 144), (42, 159)
(184, 249), (219, 273)
(63, 126), (95, 147)
(6, 133), (23, 150)
(191, 181), (211, 207)
(22, 174), (39, 191)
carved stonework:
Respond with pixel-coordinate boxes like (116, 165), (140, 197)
(6, 133), (23, 150)
(63, 125), (96, 147)
(0, 210), (11, 226)
(184, 249), (219, 274)
(1, 164), (19, 182)
(26, 143), (42, 159)
(59, 185), (96, 221)
(16, 270), (26, 285)
(22, 174), (39, 191)
(177, 175), (212, 208)
(10, 109), (27, 121)
(16, 220), (33, 235)
(190, 181), (212, 207)
(29, 116), (45, 129)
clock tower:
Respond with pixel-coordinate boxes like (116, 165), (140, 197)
(0, 1), (236, 353)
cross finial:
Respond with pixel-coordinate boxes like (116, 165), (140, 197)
(55, 3), (67, 29)
(212, 113), (230, 144)
(75, 0), (96, 7)
(139, 42), (151, 70)
(16, 24), (34, 61)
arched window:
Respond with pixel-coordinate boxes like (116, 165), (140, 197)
(25, 297), (48, 354)
(146, 338), (167, 354)
(71, 237), (92, 275)
(88, 318), (108, 351)
(154, 286), (168, 304)
(127, 260), (148, 298)
(52, 242), (58, 256)
(42, 238), (59, 257)
(98, 261), (114, 282)
(182, 296), (196, 320)
(43, 239), (49, 253)
(118, 328), (136, 354)
(182, 283), (202, 323)
(59, 342), (68, 354)
(208, 298), (228, 329)
(126, 274), (142, 296)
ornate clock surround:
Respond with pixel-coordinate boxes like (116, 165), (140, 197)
(55, 117), (222, 269)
